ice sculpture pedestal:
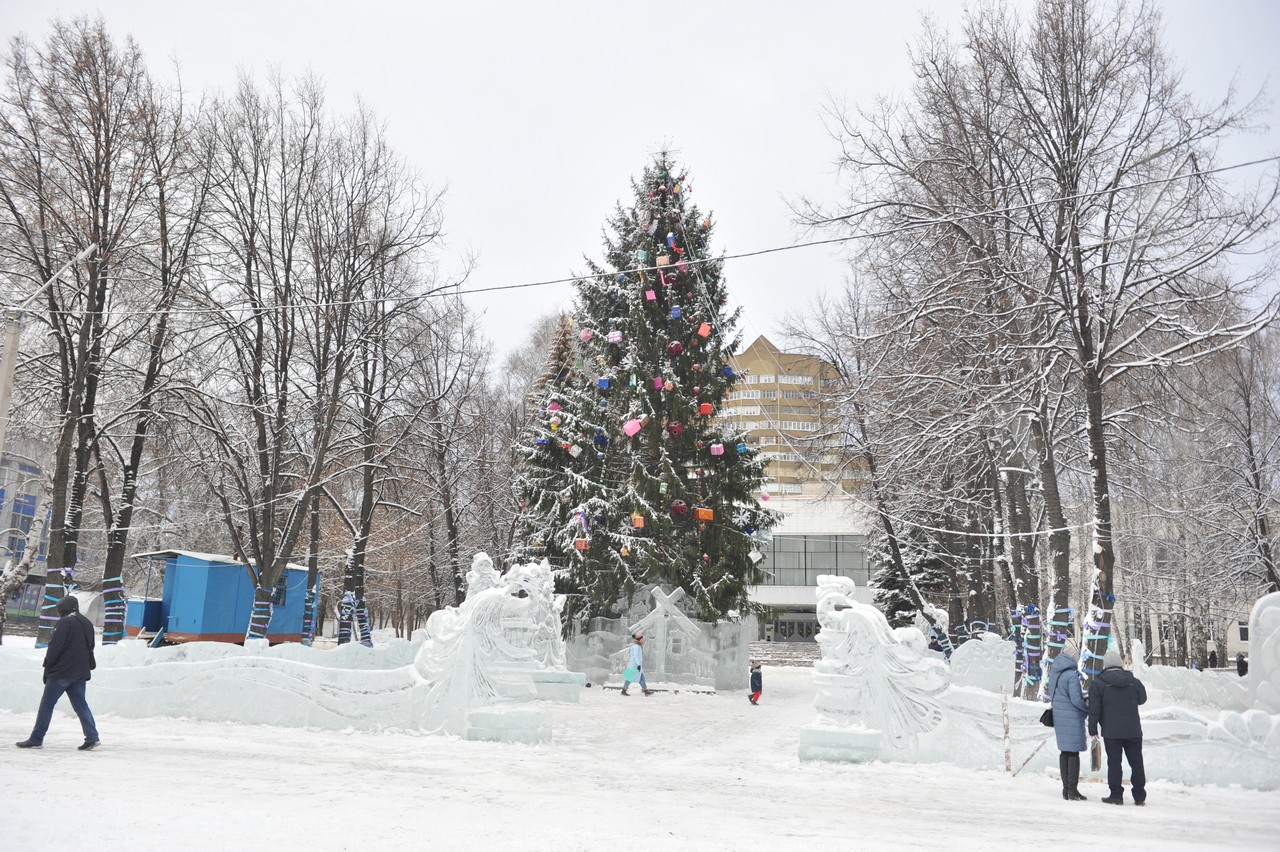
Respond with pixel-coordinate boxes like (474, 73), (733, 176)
(532, 670), (587, 703)
(798, 724), (880, 763)
(463, 706), (552, 744)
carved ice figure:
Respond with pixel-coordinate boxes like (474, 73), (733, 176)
(628, 587), (714, 684)
(811, 575), (948, 753)
(1249, 591), (1280, 714)
(417, 576), (540, 736)
(466, 551), (501, 597)
(949, 632), (1016, 693)
(502, 559), (567, 671)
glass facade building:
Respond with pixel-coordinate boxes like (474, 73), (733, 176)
(756, 534), (870, 587)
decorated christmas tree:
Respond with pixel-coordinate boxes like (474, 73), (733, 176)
(512, 153), (775, 622)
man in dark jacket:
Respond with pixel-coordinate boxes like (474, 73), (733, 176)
(15, 595), (100, 750)
(1088, 649), (1145, 805)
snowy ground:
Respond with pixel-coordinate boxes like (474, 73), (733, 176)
(2, 637), (1278, 851)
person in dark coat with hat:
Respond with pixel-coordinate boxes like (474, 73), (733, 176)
(1088, 649), (1146, 805)
(1048, 639), (1089, 800)
(15, 595), (100, 750)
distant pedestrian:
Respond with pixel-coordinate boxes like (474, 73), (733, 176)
(620, 633), (653, 696)
(1088, 649), (1146, 806)
(1237, 652), (1248, 677)
(15, 596), (100, 751)
(1208, 650), (1217, 669)
(1048, 639), (1089, 801)
(749, 661), (762, 705)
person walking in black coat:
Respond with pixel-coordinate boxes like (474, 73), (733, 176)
(1088, 649), (1146, 805)
(15, 595), (100, 750)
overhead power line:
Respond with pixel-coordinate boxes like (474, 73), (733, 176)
(17, 155), (1279, 318)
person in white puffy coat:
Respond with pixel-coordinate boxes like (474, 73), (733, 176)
(621, 633), (654, 696)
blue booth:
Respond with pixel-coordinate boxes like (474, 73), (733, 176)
(126, 550), (309, 645)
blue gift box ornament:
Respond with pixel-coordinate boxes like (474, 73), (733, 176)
(670, 305), (682, 319)
(598, 377), (610, 390)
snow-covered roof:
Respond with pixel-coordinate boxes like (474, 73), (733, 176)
(131, 549), (307, 572)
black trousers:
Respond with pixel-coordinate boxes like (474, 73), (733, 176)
(1103, 737), (1145, 802)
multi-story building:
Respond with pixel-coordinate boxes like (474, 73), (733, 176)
(723, 335), (864, 494)
(724, 336), (876, 640)
(0, 437), (49, 624)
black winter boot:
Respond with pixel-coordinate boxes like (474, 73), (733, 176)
(1066, 753), (1088, 800)
(1060, 753), (1070, 800)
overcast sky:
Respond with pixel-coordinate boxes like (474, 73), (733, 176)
(4, 1), (1278, 361)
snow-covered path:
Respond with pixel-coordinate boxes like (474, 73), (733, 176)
(2, 664), (1277, 851)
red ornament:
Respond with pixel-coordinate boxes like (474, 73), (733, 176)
(667, 421), (684, 438)
(695, 440), (705, 449)
(670, 499), (689, 518)
(693, 387), (701, 394)
(702, 553), (710, 562)
(667, 341), (684, 357)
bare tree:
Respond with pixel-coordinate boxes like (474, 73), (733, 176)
(0, 18), (157, 645)
(802, 0), (1278, 683)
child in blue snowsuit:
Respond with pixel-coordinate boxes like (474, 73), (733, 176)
(749, 661), (762, 704)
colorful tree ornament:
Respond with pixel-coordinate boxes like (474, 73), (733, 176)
(670, 499), (689, 518)
(666, 341), (684, 357)
(667, 421), (684, 438)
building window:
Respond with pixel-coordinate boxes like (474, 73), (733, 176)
(12, 493), (36, 534)
(757, 534), (869, 587)
(1239, 621), (1249, 642)
(272, 574), (289, 607)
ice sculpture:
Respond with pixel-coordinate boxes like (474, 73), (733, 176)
(415, 560), (555, 740)
(564, 585), (749, 690)
(499, 558), (583, 702)
(798, 579), (1280, 791)
(0, 554), (580, 743)
(800, 575), (948, 761)
(949, 632), (1015, 693)
(1131, 639), (1249, 712)
(466, 551), (502, 596)
(628, 587), (714, 684)
(502, 558), (567, 671)
(1249, 591), (1280, 714)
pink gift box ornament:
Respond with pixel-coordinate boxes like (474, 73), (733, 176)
(654, 377), (664, 390)
(710, 443), (724, 456)
(607, 330), (623, 344)
(645, 289), (656, 301)
(623, 419), (642, 437)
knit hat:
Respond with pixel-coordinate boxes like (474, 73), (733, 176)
(1103, 649), (1124, 670)
(56, 595), (79, 614)
(1061, 639), (1079, 660)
